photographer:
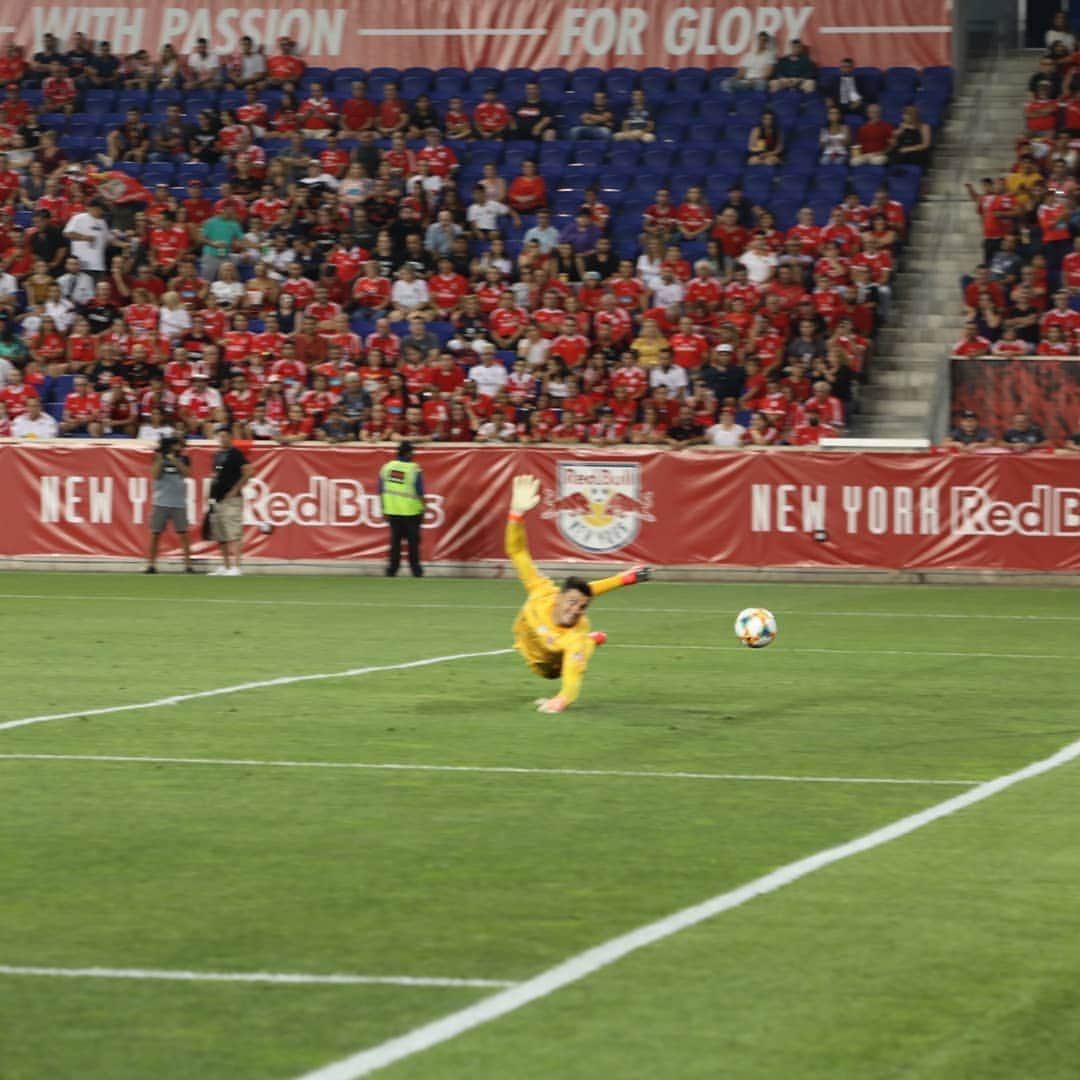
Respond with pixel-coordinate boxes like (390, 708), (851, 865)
(145, 434), (194, 574)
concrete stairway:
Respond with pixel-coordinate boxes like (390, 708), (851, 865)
(857, 51), (1038, 439)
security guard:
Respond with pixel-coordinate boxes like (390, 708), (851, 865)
(378, 441), (425, 577)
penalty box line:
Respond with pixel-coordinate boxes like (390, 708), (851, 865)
(0, 649), (513, 734)
(294, 732), (1080, 1080)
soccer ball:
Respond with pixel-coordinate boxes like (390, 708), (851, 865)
(734, 607), (777, 649)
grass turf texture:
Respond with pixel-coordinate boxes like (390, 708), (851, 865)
(0, 572), (1078, 1079)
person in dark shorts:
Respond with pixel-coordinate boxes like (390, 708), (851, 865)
(146, 434), (193, 573)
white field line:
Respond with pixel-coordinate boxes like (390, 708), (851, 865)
(296, 732), (1080, 1080)
(1, 593), (1077, 622)
(0, 649), (512, 734)
(0, 753), (979, 788)
(0, 965), (514, 989)
(610, 644), (1074, 661)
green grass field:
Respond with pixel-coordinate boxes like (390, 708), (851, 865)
(1, 571), (1079, 1079)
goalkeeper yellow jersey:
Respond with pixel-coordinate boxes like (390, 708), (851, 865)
(506, 517), (625, 704)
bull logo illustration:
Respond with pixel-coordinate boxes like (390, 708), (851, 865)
(542, 462), (655, 554)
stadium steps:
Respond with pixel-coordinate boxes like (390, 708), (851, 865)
(856, 51), (1034, 439)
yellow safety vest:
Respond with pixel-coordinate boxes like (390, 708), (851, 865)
(380, 459), (424, 516)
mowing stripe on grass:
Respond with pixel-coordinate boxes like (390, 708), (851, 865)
(2, 593), (1079, 622)
(295, 732), (1080, 1080)
(0, 965), (515, 989)
(0, 753), (980, 787)
(0, 649), (513, 734)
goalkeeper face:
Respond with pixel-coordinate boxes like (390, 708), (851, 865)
(554, 578), (592, 627)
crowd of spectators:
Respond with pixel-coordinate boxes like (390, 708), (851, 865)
(951, 15), (1080, 450)
(0, 32), (928, 449)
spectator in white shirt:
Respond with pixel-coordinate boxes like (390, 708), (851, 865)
(390, 265), (432, 319)
(706, 410), (746, 447)
(522, 209), (560, 253)
(159, 291), (193, 341)
(209, 261), (245, 308)
(649, 352), (689, 396)
(466, 186), (513, 237)
(739, 235), (778, 284)
(1046, 11), (1076, 52)
(63, 201), (110, 272)
(652, 267), (685, 308)
(467, 345), (509, 397)
(12, 396), (58, 439)
(186, 38), (221, 88)
(44, 286), (76, 331)
(56, 257), (95, 304)
(724, 32), (777, 91)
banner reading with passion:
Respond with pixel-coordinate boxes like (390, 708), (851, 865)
(1, 443), (1076, 572)
(13, 0), (951, 72)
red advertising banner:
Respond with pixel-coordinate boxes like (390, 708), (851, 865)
(13, 1), (951, 72)
(1, 444), (1077, 572)
(951, 358), (1080, 446)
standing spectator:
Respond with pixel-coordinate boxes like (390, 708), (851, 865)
(63, 200), (109, 274)
(769, 38), (817, 94)
(1046, 11), (1076, 52)
(199, 203), (244, 280)
(379, 440), (425, 577)
(207, 425), (252, 576)
(146, 435), (194, 573)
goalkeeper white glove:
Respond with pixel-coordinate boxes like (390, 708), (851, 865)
(510, 474), (541, 516)
(534, 696), (568, 714)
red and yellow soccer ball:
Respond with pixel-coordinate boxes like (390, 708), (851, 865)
(734, 607), (778, 649)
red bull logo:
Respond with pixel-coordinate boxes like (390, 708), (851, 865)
(543, 462), (655, 553)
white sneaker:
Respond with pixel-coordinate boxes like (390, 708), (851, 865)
(208, 567), (227, 576)
(225, 567), (242, 577)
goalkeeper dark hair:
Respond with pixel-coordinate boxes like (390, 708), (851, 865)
(562, 576), (593, 597)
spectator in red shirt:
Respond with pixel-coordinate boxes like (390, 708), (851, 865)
(790, 411), (838, 445)
(675, 186), (713, 242)
(266, 38), (305, 86)
(341, 81), (377, 134)
(851, 103), (893, 166)
(507, 159), (548, 214)
(953, 322), (992, 357)
(43, 61), (77, 114)
(60, 373), (104, 436)
(376, 83), (409, 137)
(474, 87), (512, 139)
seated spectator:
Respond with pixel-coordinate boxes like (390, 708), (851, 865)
(887, 106), (932, 168)
(769, 38), (817, 94)
(42, 61), (77, 114)
(819, 105), (851, 165)
(613, 88), (656, 142)
(825, 57), (869, 113)
(341, 81), (376, 134)
(724, 31), (776, 92)
(376, 83), (409, 137)
(747, 109), (783, 165)
(570, 90), (614, 141)
(511, 81), (553, 141)
(11, 394), (57, 439)
(443, 95), (472, 140)
(266, 37), (305, 85)
(742, 411), (779, 446)
(1000, 410), (1050, 450)
(507, 159), (547, 214)
(185, 37), (220, 88)
(850, 103), (893, 166)
(60, 372), (103, 436)
(299, 82), (339, 132)
(466, 183), (513, 238)
(1028, 55), (1062, 99)
(474, 86), (512, 140)
(989, 326), (1032, 355)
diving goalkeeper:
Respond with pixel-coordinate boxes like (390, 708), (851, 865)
(507, 474), (652, 714)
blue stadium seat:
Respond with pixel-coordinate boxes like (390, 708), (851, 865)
(467, 143), (503, 167)
(742, 165), (776, 204)
(885, 66), (919, 98)
(570, 143), (605, 166)
(502, 144), (535, 172)
(84, 89), (115, 111)
(570, 68), (604, 96)
(117, 90), (150, 112)
(606, 144), (642, 172)
(854, 67), (884, 100)
(538, 141), (570, 166)
(177, 161), (211, 185)
(605, 68), (636, 97)
(400, 74), (431, 99)
(707, 67), (737, 91)
(333, 67), (366, 84)
(679, 145), (713, 173)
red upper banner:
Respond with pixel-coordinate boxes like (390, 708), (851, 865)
(17, 1), (951, 71)
(2, 444), (1076, 572)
